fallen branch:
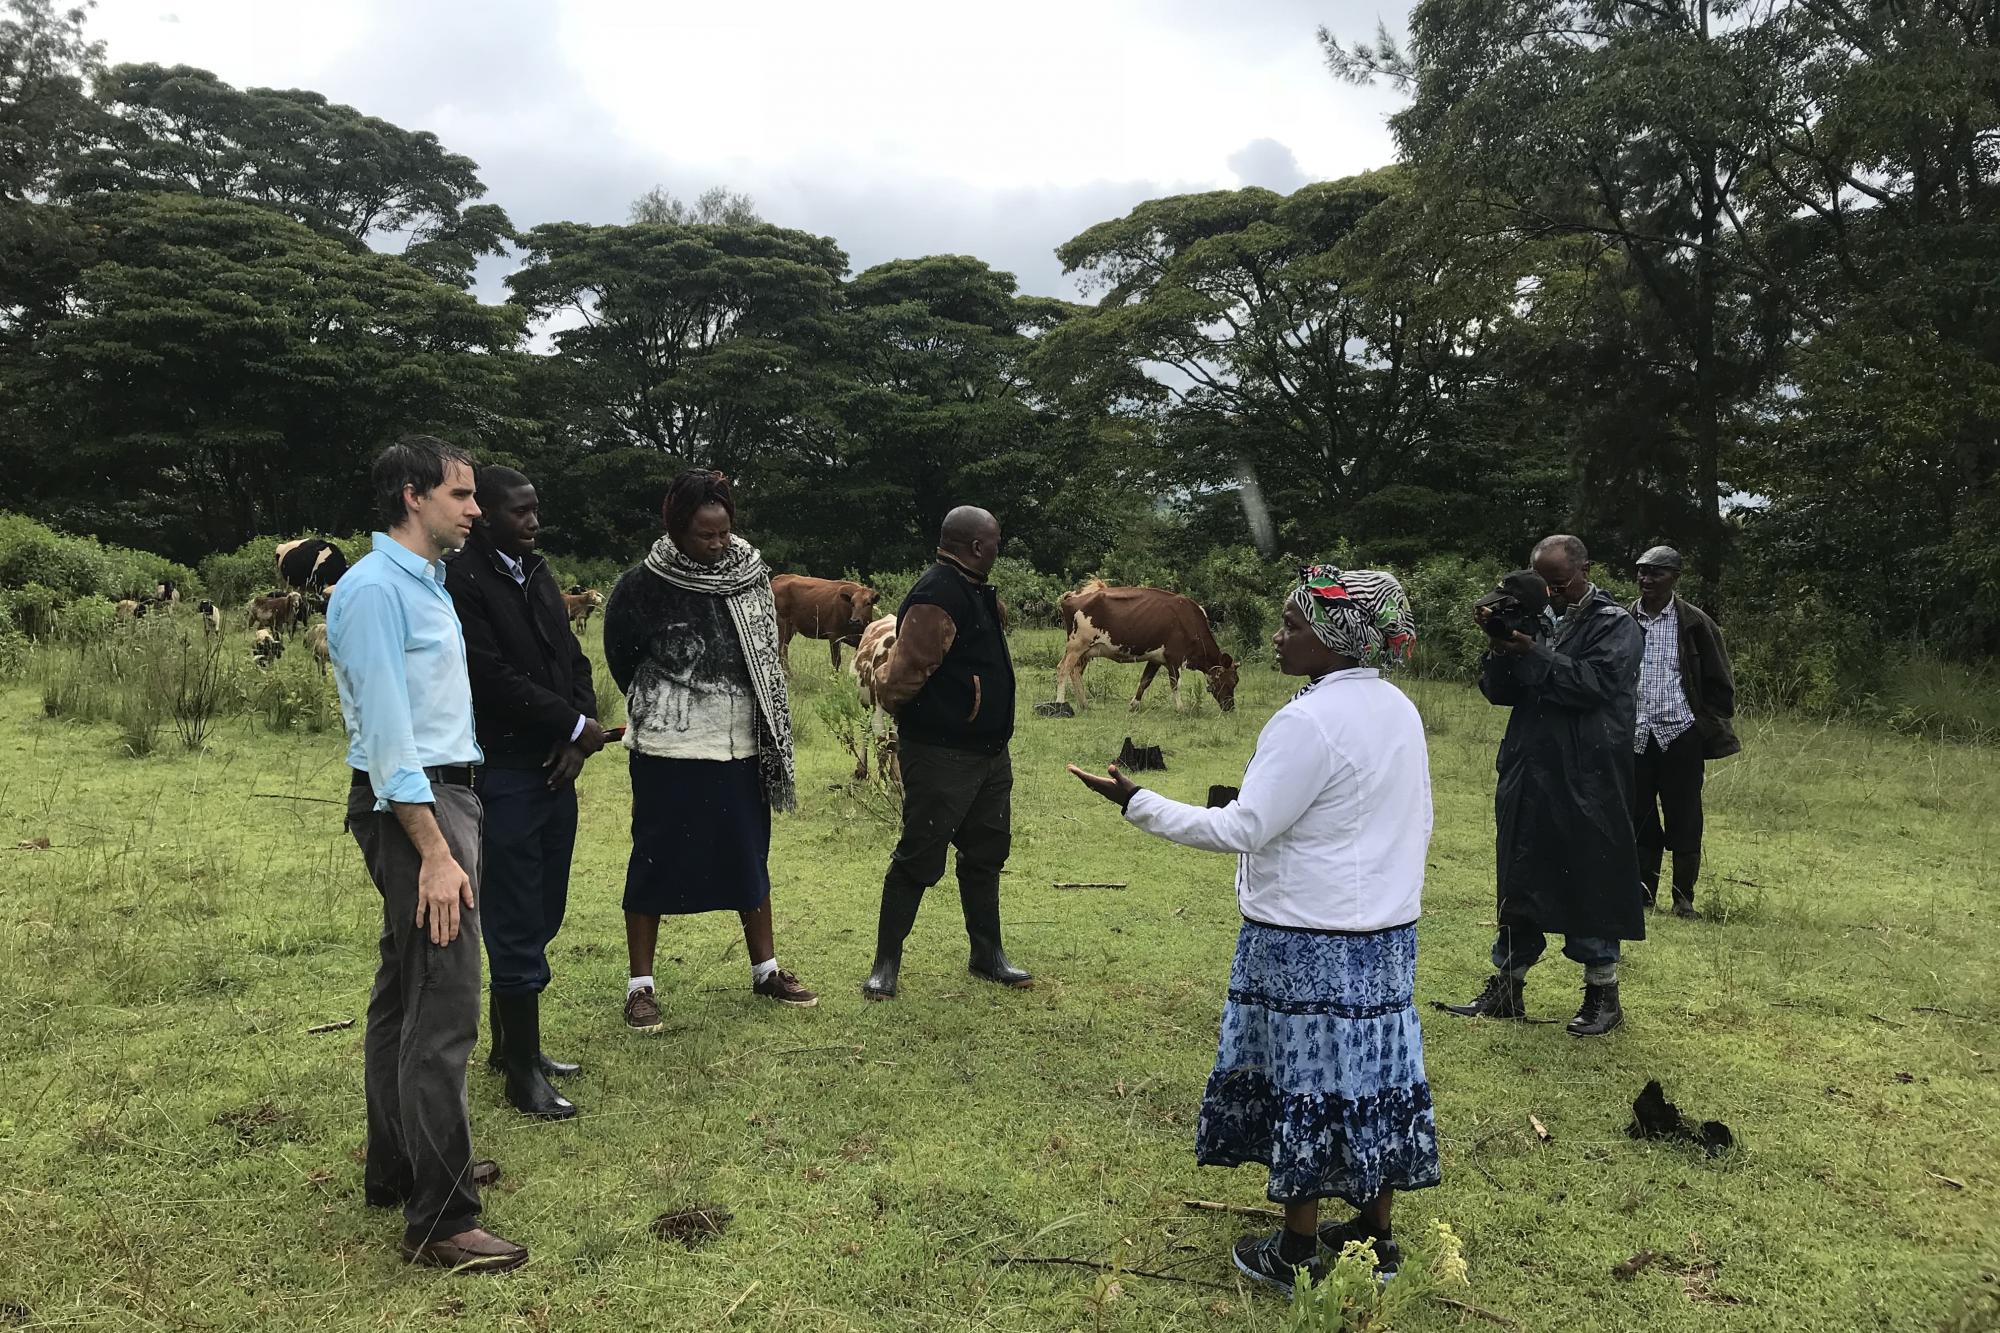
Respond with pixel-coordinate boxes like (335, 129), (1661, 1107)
(990, 1255), (1231, 1290)
(1867, 1013), (1909, 1029)
(1528, 1114), (1552, 1143)
(1433, 1295), (1520, 1328)
(306, 1019), (355, 1035)
(1053, 881), (1128, 890)
(1912, 1006), (1965, 1018)
(1926, 1171), (1966, 1190)
(1722, 876), (1764, 888)
(1181, 1198), (1284, 1220)
(253, 792), (346, 805)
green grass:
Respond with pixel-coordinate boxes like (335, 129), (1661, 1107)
(1, 627), (1995, 1331)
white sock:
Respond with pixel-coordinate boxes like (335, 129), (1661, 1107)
(628, 975), (655, 996)
(752, 958), (779, 984)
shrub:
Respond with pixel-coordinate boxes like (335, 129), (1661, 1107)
(0, 512), (195, 603)
(546, 554), (626, 596)
(0, 625), (29, 682)
(863, 568), (923, 616)
(987, 556), (1073, 629)
(58, 595), (117, 644)
(1, 582), (65, 639)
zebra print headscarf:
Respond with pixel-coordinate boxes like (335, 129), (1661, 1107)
(1290, 565), (1417, 669)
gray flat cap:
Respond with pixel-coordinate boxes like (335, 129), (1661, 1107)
(1635, 545), (1683, 571)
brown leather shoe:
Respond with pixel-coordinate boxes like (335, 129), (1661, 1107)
(400, 1227), (527, 1274)
(625, 986), (663, 1032)
(753, 968), (820, 1007)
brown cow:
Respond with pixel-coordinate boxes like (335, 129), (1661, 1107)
(1056, 582), (1239, 713)
(562, 589), (604, 628)
(247, 592), (302, 634)
(849, 615), (901, 782)
(773, 574), (881, 669)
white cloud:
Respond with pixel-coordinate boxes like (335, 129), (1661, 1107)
(82, 0), (1410, 298)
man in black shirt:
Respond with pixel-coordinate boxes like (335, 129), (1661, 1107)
(862, 506), (1031, 1000)
(447, 466), (606, 1118)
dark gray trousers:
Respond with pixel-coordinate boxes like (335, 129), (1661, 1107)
(346, 782), (485, 1247)
(883, 741), (1012, 915)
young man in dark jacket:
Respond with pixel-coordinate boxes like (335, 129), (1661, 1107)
(446, 466), (607, 1119)
(862, 506), (1032, 1000)
(1628, 545), (1740, 917)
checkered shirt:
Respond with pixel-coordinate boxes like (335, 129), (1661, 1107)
(1633, 601), (1695, 752)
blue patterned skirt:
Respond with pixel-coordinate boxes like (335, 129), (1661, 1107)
(1195, 920), (1441, 1207)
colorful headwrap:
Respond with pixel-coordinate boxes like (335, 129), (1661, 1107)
(1290, 565), (1417, 668)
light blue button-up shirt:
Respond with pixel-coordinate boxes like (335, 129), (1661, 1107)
(327, 533), (482, 809)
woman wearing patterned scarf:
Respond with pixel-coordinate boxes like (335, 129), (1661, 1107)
(602, 470), (818, 1030)
(1070, 566), (1438, 1294)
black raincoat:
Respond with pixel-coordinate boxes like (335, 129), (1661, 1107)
(1480, 586), (1647, 942)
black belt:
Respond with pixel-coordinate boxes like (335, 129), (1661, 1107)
(351, 764), (479, 789)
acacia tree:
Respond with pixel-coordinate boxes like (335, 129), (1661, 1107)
(1047, 171), (1555, 561)
(62, 63), (513, 286)
(21, 192), (526, 558)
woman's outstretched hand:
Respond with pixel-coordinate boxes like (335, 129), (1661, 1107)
(1067, 762), (1140, 809)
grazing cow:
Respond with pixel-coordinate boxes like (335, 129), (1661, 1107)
(197, 600), (222, 635)
(562, 589), (604, 628)
(849, 615), (901, 782)
(1056, 582), (1239, 713)
(115, 598), (147, 620)
(306, 622), (329, 674)
(773, 574), (881, 669)
(251, 628), (284, 667)
(247, 591), (303, 634)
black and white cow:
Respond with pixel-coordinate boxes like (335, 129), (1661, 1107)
(275, 539), (349, 610)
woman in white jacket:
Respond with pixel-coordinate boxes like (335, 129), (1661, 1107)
(1071, 566), (1439, 1293)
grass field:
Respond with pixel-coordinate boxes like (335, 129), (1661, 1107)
(1, 625), (1995, 1332)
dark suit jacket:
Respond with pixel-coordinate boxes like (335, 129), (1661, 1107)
(445, 532), (597, 770)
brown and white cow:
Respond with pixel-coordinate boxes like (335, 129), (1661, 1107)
(563, 589), (604, 628)
(849, 615), (901, 782)
(773, 574), (881, 670)
(115, 598), (147, 621)
(1056, 582), (1239, 713)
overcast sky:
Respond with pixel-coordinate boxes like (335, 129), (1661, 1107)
(86, 0), (1411, 302)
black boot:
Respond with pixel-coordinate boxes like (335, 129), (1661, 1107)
(493, 993), (577, 1119)
(1671, 849), (1700, 918)
(1639, 847), (1663, 909)
(862, 877), (925, 1001)
(486, 994), (580, 1077)
(962, 885), (1033, 989)
(1568, 982), (1623, 1037)
(1440, 974), (1526, 1018)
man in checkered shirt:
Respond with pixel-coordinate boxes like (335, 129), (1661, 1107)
(1628, 546), (1740, 918)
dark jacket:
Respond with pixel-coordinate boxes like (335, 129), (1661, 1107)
(1628, 594), (1740, 760)
(445, 532), (597, 770)
(1479, 586), (1646, 942)
(879, 555), (1015, 754)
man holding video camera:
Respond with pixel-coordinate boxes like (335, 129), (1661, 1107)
(1443, 535), (1645, 1037)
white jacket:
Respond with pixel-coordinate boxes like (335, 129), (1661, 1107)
(1123, 668), (1433, 932)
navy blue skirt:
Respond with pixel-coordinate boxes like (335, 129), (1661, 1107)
(622, 754), (772, 916)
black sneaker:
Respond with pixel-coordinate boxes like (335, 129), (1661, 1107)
(1315, 1215), (1402, 1278)
(1230, 1229), (1324, 1294)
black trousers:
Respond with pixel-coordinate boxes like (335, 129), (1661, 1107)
(882, 741), (1012, 921)
(1633, 730), (1705, 904)
(346, 783), (484, 1247)
(475, 767), (578, 996)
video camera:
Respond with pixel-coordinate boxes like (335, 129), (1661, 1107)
(1474, 570), (1550, 641)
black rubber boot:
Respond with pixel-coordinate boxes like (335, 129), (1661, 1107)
(962, 886), (1033, 989)
(1671, 849), (1700, 918)
(862, 878), (925, 1000)
(1440, 974), (1526, 1018)
(1567, 982), (1623, 1037)
(1639, 847), (1664, 909)
(494, 993), (577, 1119)
(486, 994), (580, 1077)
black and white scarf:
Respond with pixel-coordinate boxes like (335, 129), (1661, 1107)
(643, 533), (796, 812)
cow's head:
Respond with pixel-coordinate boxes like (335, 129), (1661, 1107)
(1206, 655), (1240, 713)
(842, 586), (882, 637)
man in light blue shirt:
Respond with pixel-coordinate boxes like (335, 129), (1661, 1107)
(328, 435), (526, 1275)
